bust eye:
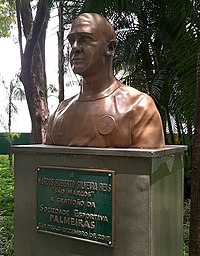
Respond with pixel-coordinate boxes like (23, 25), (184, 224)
(81, 36), (92, 43)
(68, 37), (75, 46)
(67, 34), (93, 46)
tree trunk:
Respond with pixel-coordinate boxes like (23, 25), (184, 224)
(17, 0), (51, 143)
(8, 85), (13, 175)
(58, 0), (65, 102)
(189, 47), (200, 255)
(175, 115), (181, 144)
(15, 0), (23, 65)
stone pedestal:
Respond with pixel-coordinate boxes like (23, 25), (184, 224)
(13, 145), (186, 256)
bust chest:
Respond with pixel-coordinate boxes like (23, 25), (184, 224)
(51, 95), (132, 147)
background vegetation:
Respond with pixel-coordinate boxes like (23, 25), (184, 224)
(0, 155), (14, 256)
(0, 0), (200, 255)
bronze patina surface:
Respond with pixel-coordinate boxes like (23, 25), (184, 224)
(46, 13), (165, 148)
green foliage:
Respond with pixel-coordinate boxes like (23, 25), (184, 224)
(0, 0), (16, 37)
(6, 132), (20, 144)
(0, 215), (14, 256)
(0, 155), (14, 215)
(62, 0), (198, 146)
(0, 155), (14, 256)
(0, 77), (25, 132)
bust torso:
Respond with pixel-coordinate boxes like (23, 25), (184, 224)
(46, 82), (164, 148)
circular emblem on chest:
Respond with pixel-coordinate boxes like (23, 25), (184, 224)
(96, 115), (115, 135)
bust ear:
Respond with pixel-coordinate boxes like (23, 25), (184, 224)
(107, 40), (116, 56)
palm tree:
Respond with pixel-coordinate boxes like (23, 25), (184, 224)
(1, 76), (25, 174)
(62, 0), (197, 147)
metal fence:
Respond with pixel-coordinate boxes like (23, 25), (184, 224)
(0, 133), (30, 154)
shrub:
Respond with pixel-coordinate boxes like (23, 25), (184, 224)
(0, 215), (14, 256)
(0, 155), (14, 256)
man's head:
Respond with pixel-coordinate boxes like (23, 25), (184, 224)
(67, 13), (116, 77)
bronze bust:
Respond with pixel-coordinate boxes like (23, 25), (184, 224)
(46, 13), (165, 148)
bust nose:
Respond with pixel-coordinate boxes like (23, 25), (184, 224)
(72, 38), (82, 50)
(72, 39), (78, 48)
(71, 39), (82, 54)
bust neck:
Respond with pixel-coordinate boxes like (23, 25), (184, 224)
(78, 79), (120, 101)
(80, 67), (116, 96)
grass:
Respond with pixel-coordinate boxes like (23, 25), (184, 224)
(0, 155), (14, 256)
(0, 154), (191, 256)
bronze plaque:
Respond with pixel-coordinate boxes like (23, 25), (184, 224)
(37, 167), (115, 246)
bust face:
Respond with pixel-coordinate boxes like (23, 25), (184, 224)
(67, 14), (108, 77)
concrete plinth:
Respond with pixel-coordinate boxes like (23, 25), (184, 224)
(13, 145), (186, 256)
